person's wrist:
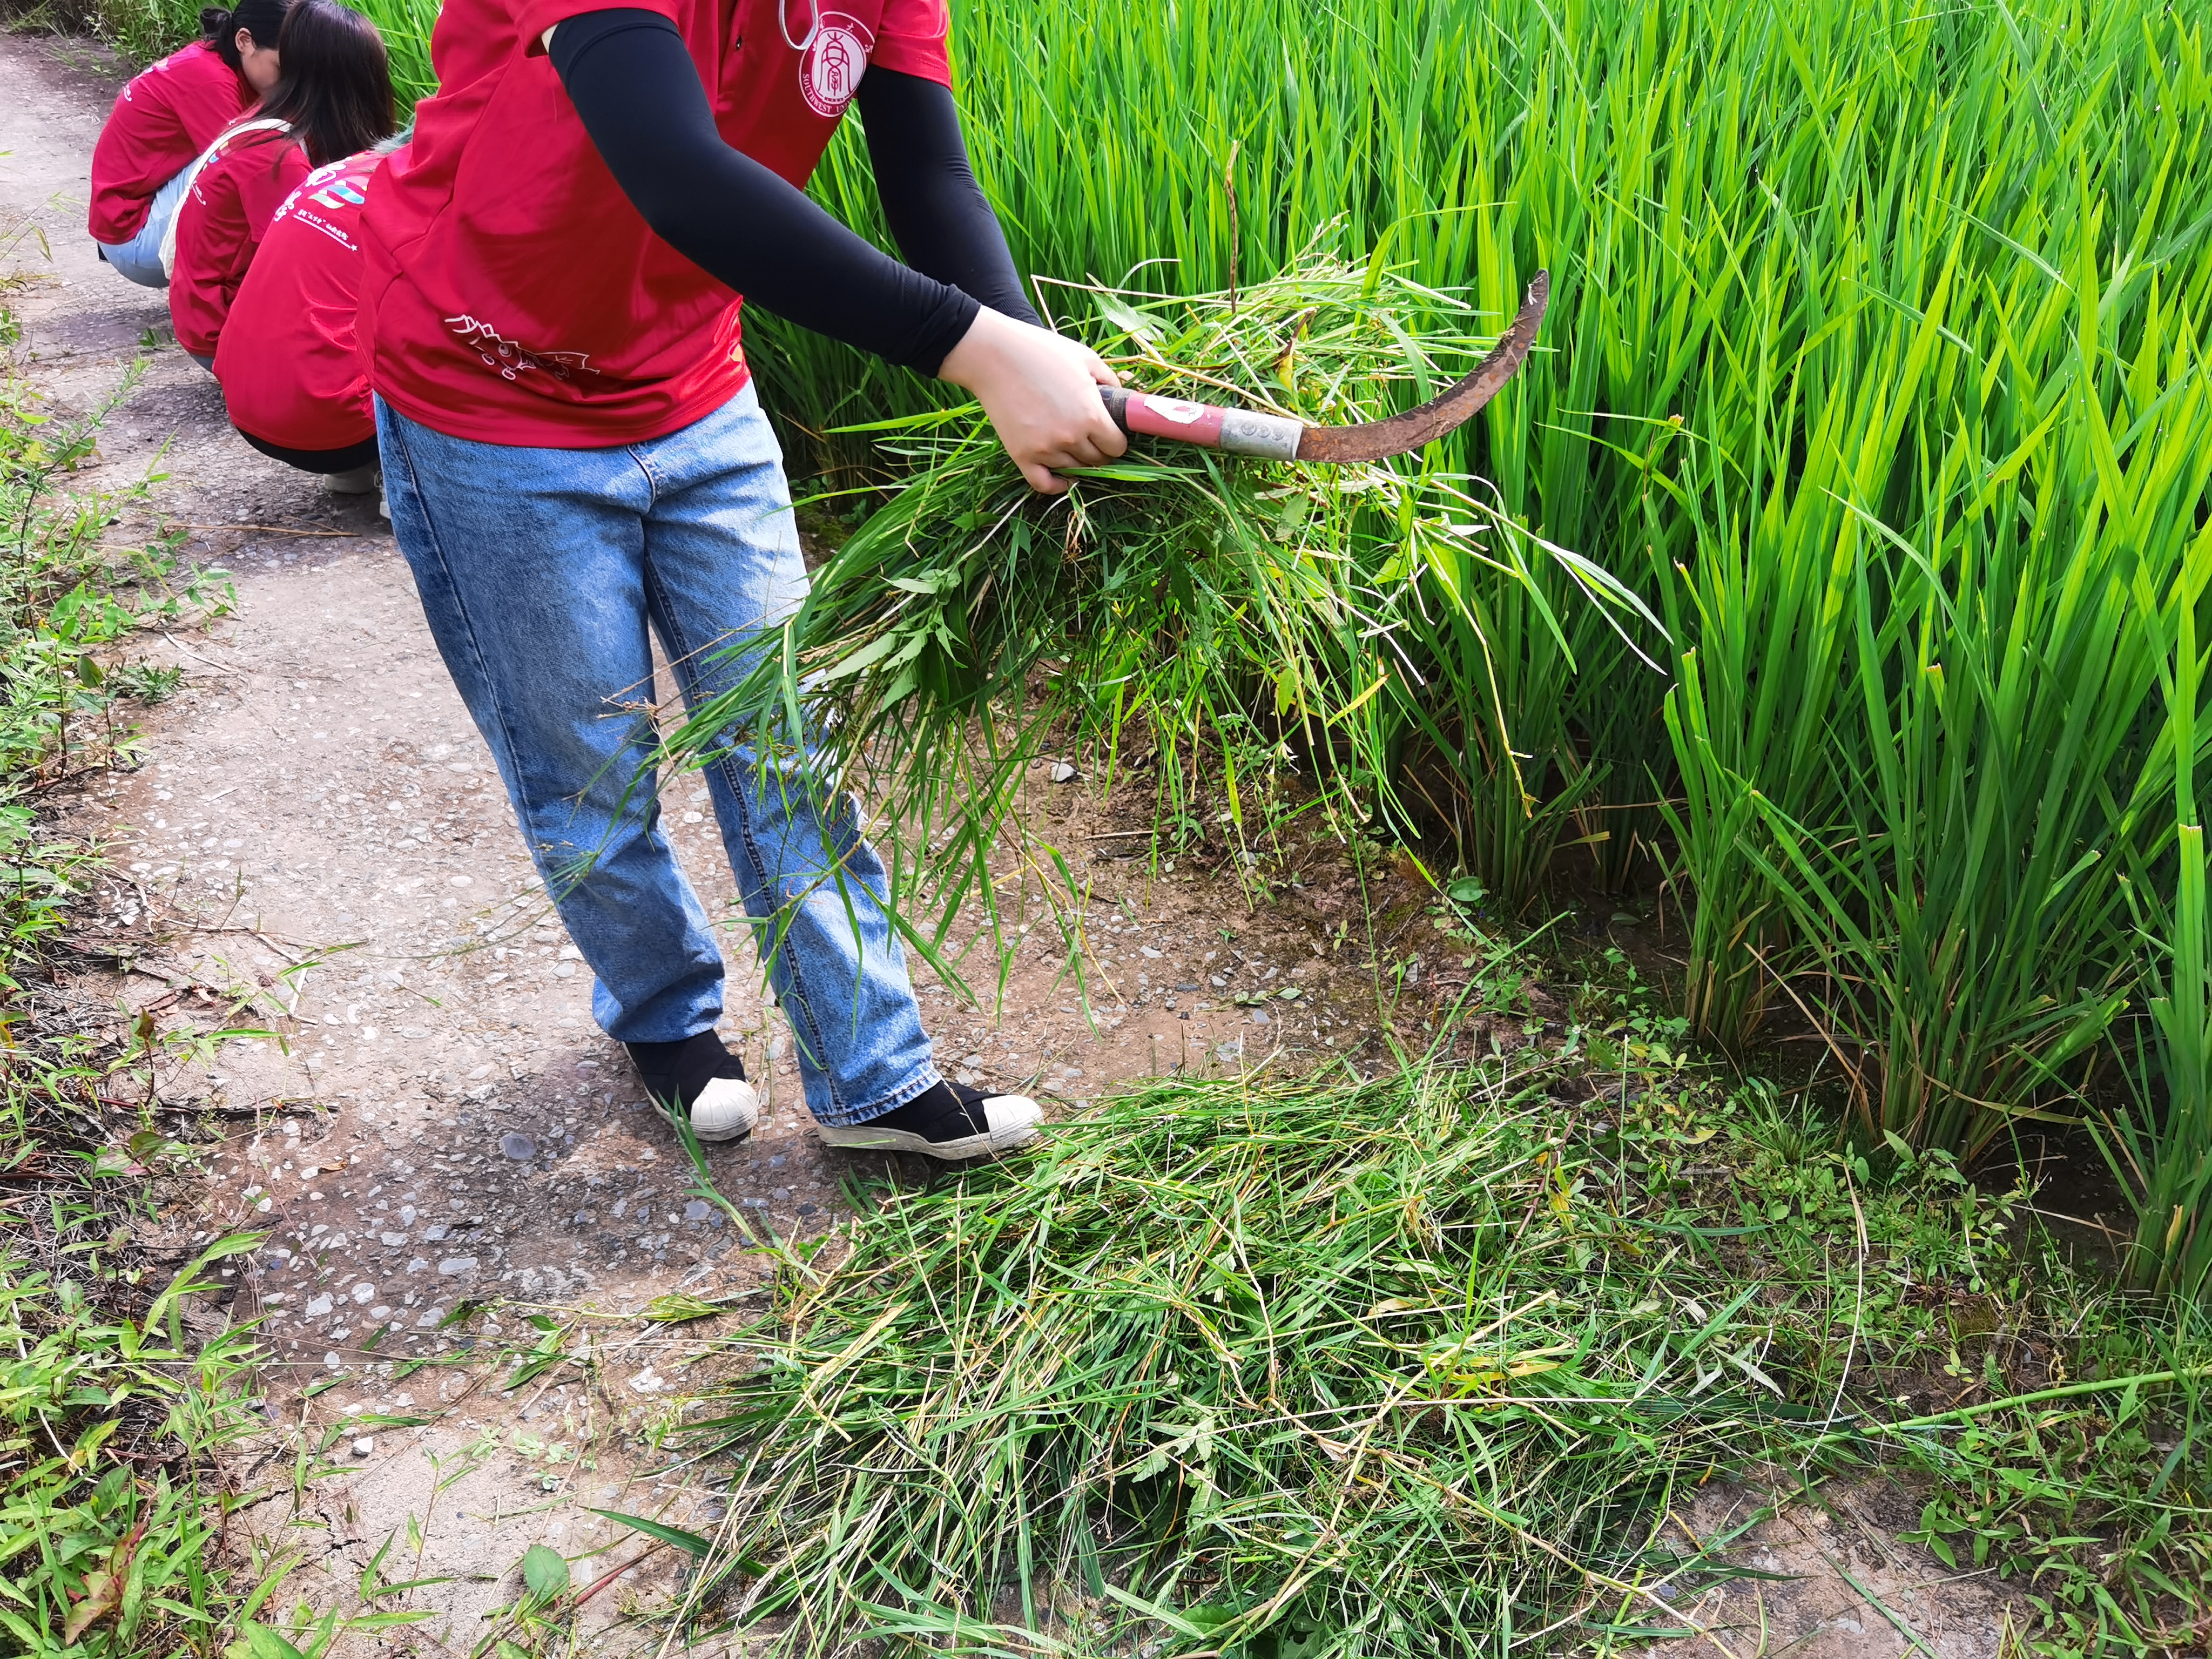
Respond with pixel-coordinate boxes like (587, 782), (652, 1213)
(937, 305), (1010, 390)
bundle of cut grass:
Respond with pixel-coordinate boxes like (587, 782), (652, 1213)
(661, 251), (1644, 975)
(673, 1069), (1823, 1656)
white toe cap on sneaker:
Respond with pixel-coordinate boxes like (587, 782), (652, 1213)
(980, 1092), (1044, 1148)
(814, 1091), (1044, 1161)
(686, 1075), (760, 1142)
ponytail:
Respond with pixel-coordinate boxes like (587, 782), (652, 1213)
(249, 0), (396, 170)
(201, 0), (293, 71)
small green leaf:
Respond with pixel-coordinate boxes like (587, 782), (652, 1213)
(642, 1292), (721, 1323)
(587, 1508), (712, 1557)
(1095, 292), (1166, 342)
(238, 1621), (309, 1659)
(520, 1543), (570, 1600)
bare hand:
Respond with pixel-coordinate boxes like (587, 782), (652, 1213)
(938, 309), (1127, 494)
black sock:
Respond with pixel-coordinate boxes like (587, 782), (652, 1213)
(868, 1080), (989, 1139)
(626, 1031), (745, 1110)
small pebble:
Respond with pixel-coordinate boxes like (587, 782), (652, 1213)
(768, 1155), (786, 1169)
(1176, 982), (1198, 992)
(684, 1200), (710, 1222)
(773, 1187), (791, 1202)
(798, 1203), (818, 1217)
(351, 1437), (375, 1458)
(500, 1132), (537, 1161)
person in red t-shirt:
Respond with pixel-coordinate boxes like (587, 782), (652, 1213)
(88, 0), (289, 288)
(363, 0), (1127, 1161)
(169, 0), (396, 367)
(214, 141), (399, 494)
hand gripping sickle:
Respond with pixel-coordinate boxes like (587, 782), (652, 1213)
(1098, 270), (1550, 465)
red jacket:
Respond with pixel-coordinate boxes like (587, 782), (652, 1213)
(216, 151), (388, 453)
(87, 41), (252, 244)
(168, 122), (310, 360)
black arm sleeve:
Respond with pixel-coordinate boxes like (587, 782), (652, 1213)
(549, 9), (979, 373)
(853, 68), (1041, 328)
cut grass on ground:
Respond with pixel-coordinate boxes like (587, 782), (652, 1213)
(661, 1060), (2212, 1658)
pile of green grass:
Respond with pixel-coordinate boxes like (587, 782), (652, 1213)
(685, 1070), (1800, 1656)
(668, 1062), (2212, 1656)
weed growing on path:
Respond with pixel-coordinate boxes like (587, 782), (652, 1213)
(0, 228), (292, 1659)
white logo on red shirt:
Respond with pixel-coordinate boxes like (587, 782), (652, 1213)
(444, 314), (598, 383)
(798, 14), (874, 118)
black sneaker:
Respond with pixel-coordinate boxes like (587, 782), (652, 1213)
(816, 1079), (1042, 1161)
(625, 1031), (760, 1142)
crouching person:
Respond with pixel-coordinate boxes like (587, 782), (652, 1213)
(87, 0), (288, 288)
(215, 137), (404, 496)
(168, 0), (395, 369)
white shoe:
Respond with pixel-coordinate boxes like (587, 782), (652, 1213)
(625, 1034), (759, 1144)
(685, 1075), (760, 1142)
(817, 1083), (1042, 1161)
(327, 463), (381, 496)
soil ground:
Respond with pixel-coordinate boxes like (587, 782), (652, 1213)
(2, 31), (2019, 1656)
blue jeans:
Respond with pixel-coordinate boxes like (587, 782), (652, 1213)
(374, 385), (942, 1128)
(93, 165), (191, 288)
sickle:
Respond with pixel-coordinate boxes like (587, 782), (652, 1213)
(1098, 269), (1549, 465)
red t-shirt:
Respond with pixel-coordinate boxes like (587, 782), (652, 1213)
(87, 41), (254, 244)
(360, 0), (952, 448)
(215, 150), (389, 454)
(168, 123), (314, 360)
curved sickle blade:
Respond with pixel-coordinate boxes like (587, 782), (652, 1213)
(1294, 269), (1550, 464)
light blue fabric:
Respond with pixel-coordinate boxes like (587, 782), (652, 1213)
(93, 163), (193, 288)
(374, 384), (943, 1128)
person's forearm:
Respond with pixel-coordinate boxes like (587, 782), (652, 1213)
(549, 9), (979, 372)
(853, 68), (1040, 329)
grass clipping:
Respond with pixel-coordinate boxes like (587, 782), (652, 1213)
(668, 253), (1640, 967)
(679, 1070), (1809, 1655)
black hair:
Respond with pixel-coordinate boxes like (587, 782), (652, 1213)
(246, 0), (397, 170)
(199, 0), (292, 72)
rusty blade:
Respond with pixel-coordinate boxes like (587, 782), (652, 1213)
(1294, 269), (1550, 464)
